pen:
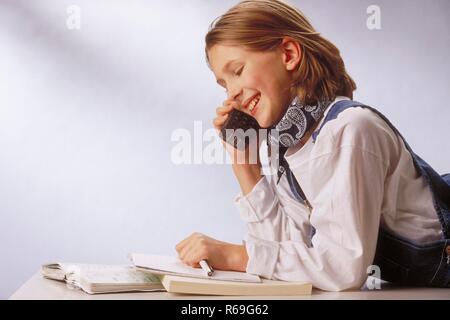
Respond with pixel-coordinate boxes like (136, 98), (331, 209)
(199, 259), (214, 277)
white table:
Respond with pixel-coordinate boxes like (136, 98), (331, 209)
(9, 272), (450, 300)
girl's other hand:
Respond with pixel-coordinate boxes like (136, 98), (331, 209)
(175, 232), (248, 272)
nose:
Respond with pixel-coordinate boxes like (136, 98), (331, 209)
(227, 84), (242, 103)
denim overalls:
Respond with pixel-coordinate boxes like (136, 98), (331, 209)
(285, 100), (450, 287)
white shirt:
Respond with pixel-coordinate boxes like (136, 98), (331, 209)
(234, 96), (443, 291)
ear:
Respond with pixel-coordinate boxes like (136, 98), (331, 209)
(280, 37), (302, 71)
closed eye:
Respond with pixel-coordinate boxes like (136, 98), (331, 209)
(234, 66), (244, 76)
(217, 65), (244, 93)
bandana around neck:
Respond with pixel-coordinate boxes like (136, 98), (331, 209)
(267, 95), (333, 183)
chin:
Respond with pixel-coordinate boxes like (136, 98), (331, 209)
(254, 102), (281, 129)
(255, 113), (273, 129)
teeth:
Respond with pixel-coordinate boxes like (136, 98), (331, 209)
(248, 95), (260, 111)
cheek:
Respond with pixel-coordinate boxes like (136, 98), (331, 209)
(246, 66), (290, 126)
(245, 73), (265, 91)
(260, 69), (286, 97)
(259, 87), (290, 127)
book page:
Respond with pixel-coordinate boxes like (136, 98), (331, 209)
(131, 254), (261, 283)
(42, 263), (166, 294)
(59, 264), (161, 284)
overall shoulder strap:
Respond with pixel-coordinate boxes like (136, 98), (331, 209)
(306, 99), (450, 237)
(312, 100), (370, 142)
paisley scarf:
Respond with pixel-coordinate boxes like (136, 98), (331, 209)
(267, 95), (333, 183)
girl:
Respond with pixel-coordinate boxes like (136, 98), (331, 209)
(175, 0), (450, 291)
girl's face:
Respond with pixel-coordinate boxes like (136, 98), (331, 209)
(208, 38), (301, 128)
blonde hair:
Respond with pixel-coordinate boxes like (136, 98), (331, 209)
(205, 0), (357, 105)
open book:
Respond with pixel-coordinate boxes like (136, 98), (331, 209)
(131, 254), (261, 282)
(41, 257), (312, 296)
(41, 263), (164, 294)
(131, 254), (312, 296)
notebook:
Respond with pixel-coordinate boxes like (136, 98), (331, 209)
(130, 254), (261, 283)
(41, 257), (313, 296)
(131, 254), (312, 296)
(160, 275), (313, 296)
(41, 263), (164, 294)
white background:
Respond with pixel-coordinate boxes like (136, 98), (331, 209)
(0, 0), (449, 298)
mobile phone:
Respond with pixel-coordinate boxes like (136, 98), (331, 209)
(220, 108), (261, 150)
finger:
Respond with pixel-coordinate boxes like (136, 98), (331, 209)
(184, 243), (207, 268)
(175, 237), (189, 254)
(216, 103), (234, 116)
(213, 114), (229, 129)
(179, 234), (207, 266)
(178, 238), (196, 262)
(222, 100), (238, 110)
(175, 232), (197, 253)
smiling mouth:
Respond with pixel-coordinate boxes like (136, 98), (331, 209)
(246, 94), (261, 115)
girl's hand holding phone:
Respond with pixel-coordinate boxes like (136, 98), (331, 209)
(213, 99), (263, 195)
(213, 99), (261, 165)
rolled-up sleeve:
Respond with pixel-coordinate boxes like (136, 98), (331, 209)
(233, 177), (278, 223)
(239, 146), (387, 291)
(234, 172), (313, 242)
